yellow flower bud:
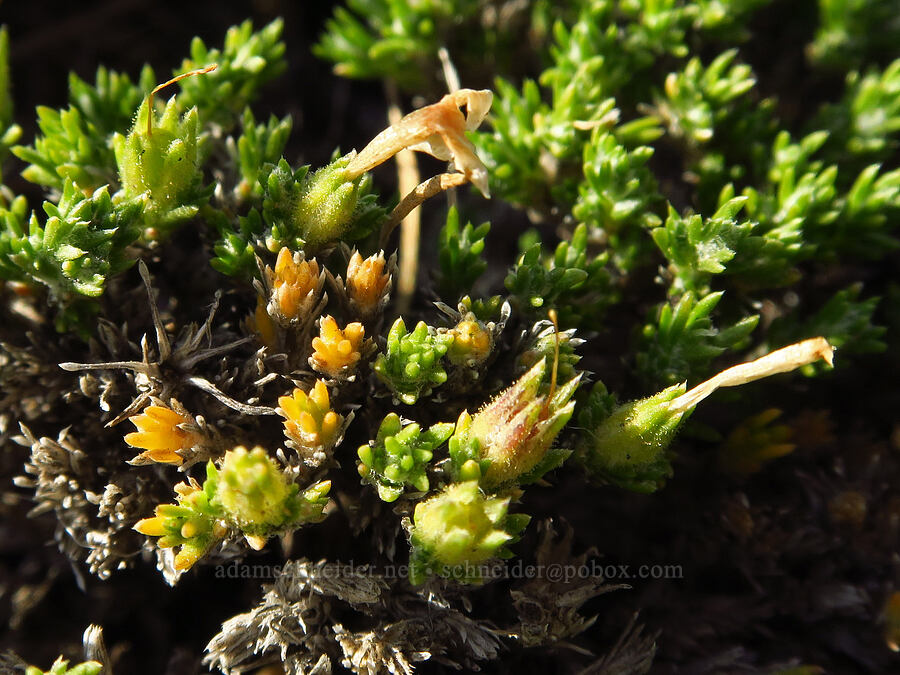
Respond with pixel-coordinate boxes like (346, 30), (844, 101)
(174, 547), (204, 571)
(124, 403), (202, 465)
(250, 296), (278, 349)
(134, 514), (168, 537)
(447, 318), (492, 366)
(718, 408), (796, 475)
(884, 591), (900, 652)
(277, 380), (346, 466)
(309, 315), (367, 380)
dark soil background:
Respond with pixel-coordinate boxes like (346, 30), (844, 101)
(2, 1), (900, 674)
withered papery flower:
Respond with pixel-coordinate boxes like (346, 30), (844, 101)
(668, 337), (835, 413)
(344, 89), (493, 197)
(578, 337), (835, 493)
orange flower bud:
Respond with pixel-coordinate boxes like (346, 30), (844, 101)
(346, 250), (392, 319)
(267, 247), (325, 324)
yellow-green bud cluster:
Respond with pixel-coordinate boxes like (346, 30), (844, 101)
(135, 447), (331, 569)
(211, 446), (330, 538)
(408, 481), (529, 584)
